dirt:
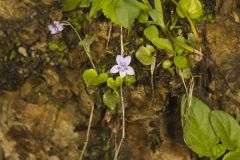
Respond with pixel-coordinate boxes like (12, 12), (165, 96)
(0, 0), (239, 160)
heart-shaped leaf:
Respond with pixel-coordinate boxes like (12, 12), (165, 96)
(135, 45), (155, 65)
(176, 0), (203, 19)
(124, 75), (136, 86)
(210, 111), (240, 150)
(107, 77), (123, 90)
(103, 90), (120, 111)
(83, 69), (108, 86)
(174, 56), (187, 69)
(144, 25), (159, 41)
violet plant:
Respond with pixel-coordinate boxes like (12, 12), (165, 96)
(48, 19), (136, 160)
(47, 1), (240, 160)
(48, 21), (64, 34)
(110, 55), (135, 78)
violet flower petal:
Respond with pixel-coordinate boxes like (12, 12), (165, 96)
(110, 65), (119, 73)
(48, 25), (57, 34)
(116, 55), (125, 65)
(124, 56), (131, 65)
(49, 21), (64, 34)
(119, 71), (127, 78)
(126, 66), (134, 75)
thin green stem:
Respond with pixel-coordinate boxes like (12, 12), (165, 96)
(62, 21), (96, 69)
(163, 30), (202, 56)
(79, 104), (94, 160)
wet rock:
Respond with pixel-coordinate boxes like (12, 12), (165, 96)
(0, 67), (95, 158)
(52, 121), (78, 147)
(125, 124), (152, 160)
(206, 18), (240, 66)
(205, 15), (240, 113)
(0, 0), (36, 20)
(18, 20), (40, 45)
(0, 128), (17, 158)
(152, 140), (192, 160)
(129, 85), (146, 107)
(41, 0), (54, 6)
(0, 147), (4, 160)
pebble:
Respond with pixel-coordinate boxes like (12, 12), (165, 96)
(18, 47), (27, 57)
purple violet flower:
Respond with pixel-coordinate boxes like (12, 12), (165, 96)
(110, 55), (135, 78)
(48, 21), (64, 34)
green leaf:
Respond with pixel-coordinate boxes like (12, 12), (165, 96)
(63, 0), (82, 12)
(176, 0), (203, 19)
(79, 0), (91, 8)
(152, 38), (173, 51)
(178, 68), (192, 79)
(116, 0), (141, 28)
(138, 11), (149, 23)
(48, 42), (59, 51)
(162, 60), (173, 69)
(103, 90), (120, 111)
(187, 33), (196, 47)
(90, 0), (110, 17)
(124, 75), (136, 86)
(107, 77), (123, 90)
(175, 36), (186, 55)
(174, 56), (187, 69)
(79, 34), (97, 46)
(223, 150), (240, 160)
(181, 95), (219, 157)
(149, 9), (165, 29)
(144, 25), (159, 41)
(153, 0), (165, 28)
(211, 144), (226, 160)
(102, 0), (120, 25)
(83, 69), (108, 86)
(135, 45), (155, 65)
(210, 111), (240, 150)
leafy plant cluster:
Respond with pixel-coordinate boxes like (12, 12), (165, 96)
(61, 0), (205, 114)
(83, 69), (136, 111)
(63, 0), (203, 79)
(181, 95), (240, 160)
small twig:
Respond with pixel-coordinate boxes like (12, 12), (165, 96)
(181, 74), (189, 96)
(106, 23), (112, 51)
(79, 104), (95, 160)
(62, 21), (96, 69)
(193, 48), (203, 57)
(186, 77), (194, 122)
(120, 27), (124, 56)
(114, 27), (125, 160)
(151, 58), (156, 98)
(181, 76), (194, 125)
